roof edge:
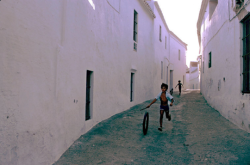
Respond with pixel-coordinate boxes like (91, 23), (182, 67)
(197, 0), (209, 53)
(170, 31), (188, 50)
(154, 1), (170, 31)
(139, 0), (156, 18)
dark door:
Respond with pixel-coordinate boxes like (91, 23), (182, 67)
(85, 71), (92, 120)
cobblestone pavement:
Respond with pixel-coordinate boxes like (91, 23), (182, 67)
(54, 90), (250, 165)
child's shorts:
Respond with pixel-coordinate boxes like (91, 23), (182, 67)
(160, 105), (169, 113)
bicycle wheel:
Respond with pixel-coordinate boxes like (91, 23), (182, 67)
(142, 112), (149, 135)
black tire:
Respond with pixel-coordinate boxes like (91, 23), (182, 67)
(143, 112), (149, 135)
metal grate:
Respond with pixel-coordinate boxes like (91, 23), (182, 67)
(133, 10), (138, 42)
(130, 73), (134, 102)
(208, 52), (212, 68)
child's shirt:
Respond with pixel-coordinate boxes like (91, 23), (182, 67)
(177, 83), (183, 88)
(155, 92), (173, 102)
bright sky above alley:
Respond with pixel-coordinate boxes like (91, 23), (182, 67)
(156, 0), (202, 67)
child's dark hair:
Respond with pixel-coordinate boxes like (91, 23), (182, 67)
(161, 83), (168, 89)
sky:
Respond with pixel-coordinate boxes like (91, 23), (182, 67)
(156, 0), (202, 67)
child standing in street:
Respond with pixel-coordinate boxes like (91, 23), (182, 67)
(175, 80), (183, 95)
(146, 83), (174, 131)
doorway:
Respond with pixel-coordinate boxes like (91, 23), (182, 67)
(170, 70), (173, 90)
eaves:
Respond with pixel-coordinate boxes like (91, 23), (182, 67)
(139, 0), (156, 18)
(197, 0), (209, 52)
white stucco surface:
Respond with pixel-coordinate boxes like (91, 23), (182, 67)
(0, 0), (187, 164)
(169, 32), (187, 90)
(197, 0), (250, 132)
(189, 61), (200, 89)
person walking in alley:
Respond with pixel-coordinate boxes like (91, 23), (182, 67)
(146, 83), (174, 131)
(175, 80), (183, 95)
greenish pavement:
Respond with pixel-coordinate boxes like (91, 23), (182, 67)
(54, 90), (250, 165)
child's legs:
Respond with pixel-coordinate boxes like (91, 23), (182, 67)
(160, 110), (164, 127)
(165, 109), (170, 118)
(160, 105), (169, 118)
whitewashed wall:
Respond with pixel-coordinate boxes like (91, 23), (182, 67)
(189, 62), (200, 89)
(169, 33), (187, 91)
(0, 0), (157, 164)
(153, 2), (187, 93)
(0, 0), (187, 164)
(198, 0), (250, 132)
(152, 2), (171, 94)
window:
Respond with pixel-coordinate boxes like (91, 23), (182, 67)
(242, 16), (250, 93)
(208, 52), (212, 68)
(130, 73), (134, 102)
(165, 36), (167, 49)
(159, 26), (162, 42)
(85, 70), (93, 120)
(161, 61), (163, 79)
(166, 66), (169, 84)
(133, 10), (138, 51)
(209, 0), (218, 20)
(178, 50), (181, 60)
(203, 61), (204, 73)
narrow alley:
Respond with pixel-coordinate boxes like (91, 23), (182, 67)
(54, 90), (250, 164)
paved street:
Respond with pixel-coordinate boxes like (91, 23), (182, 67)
(54, 90), (250, 165)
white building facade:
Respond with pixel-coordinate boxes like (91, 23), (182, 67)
(152, 2), (187, 93)
(0, 0), (187, 164)
(197, 0), (250, 132)
(189, 61), (200, 89)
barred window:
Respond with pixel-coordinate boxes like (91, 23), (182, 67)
(159, 26), (162, 42)
(133, 10), (138, 41)
(208, 52), (212, 68)
(242, 16), (250, 93)
(133, 10), (138, 51)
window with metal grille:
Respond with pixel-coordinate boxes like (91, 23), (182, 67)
(133, 10), (138, 51)
(242, 16), (250, 93)
(208, 52), (212, 68)
(159, 26), (162, 42)
(130, 73), (134, 102)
